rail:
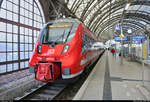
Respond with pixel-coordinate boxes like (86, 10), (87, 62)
(15, 82), (67, 100)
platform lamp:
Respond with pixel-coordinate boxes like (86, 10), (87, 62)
(120, 0), (131, 65)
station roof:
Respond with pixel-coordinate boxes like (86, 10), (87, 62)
(39, 0), (150, 42)
(66, 0), (150, 42)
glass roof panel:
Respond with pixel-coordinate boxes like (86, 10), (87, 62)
(67, 0), (150, 41)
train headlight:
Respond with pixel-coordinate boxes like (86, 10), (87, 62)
(37, 45), (42, 54)
(62, 45), (69, 54)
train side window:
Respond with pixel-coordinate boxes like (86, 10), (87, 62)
(81, 33), (88, 53)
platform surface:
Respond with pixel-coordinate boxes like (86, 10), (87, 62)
(73, 51), (149, 100)
(0, 69), (31, 87)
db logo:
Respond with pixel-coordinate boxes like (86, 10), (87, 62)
(48, 49), (55, 54)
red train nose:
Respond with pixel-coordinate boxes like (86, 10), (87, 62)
(35, 63), (60, 82)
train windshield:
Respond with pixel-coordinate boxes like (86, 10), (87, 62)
(40, 22), (78, 44)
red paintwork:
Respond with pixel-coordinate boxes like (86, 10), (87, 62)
(36, 63), (60, 82)
(29, 20), (103, 83)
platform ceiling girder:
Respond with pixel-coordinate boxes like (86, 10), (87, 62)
(93, 10), (150, 37)
(88, 0), (126, 29)
(98, 18), (148, 38)
(98, 22), (144, 40)
(100, 21), (147, 37)
(72, 0), (150, 23)
(100, 22), (144, 38)
(90, 4), (125, 32)
(89, 3), (150, 33)
(96, 11), (150, 35)
(67, 0), (150, 41)
(96, 14), (149, 32)
(37, 0), (150, 41)
(39, 0), (77, 22)
(98, 21), (143, 37)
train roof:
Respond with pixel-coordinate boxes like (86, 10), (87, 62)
(46, 18), (81, 25)
(45, 18), (98, 41)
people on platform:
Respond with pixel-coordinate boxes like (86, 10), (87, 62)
(119, 48), (122, 56)
(111, 48), (115, 56)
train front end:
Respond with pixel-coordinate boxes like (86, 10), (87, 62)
(29, 19), (80, 83)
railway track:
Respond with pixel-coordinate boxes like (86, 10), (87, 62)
(15, 82), (67, 100)
(14, 52), (104, 100)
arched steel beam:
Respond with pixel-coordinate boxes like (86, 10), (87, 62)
(100, 16), (145, 31)
(83, 0), (112, 23)
(90, 3), (125, 31)
(39, 0), (77, 22)
(72, 0), (83, 14)
(73, 0), (150, 25)
(99, 22), (142, 36)
(88, 0), (126, 28)
(70, 0), (80, 12)
(70, 0), (87, 15)
(80, 0), (104, 22)
(94, 12), (148, 34)
(98, 24), (143, 40)
(89, 2), (150, 32)
(100, 26), (140, 40)
(97, 18), (146, 36)
(94, 11), (150, 36)
(69, 0), (150, 28)
(122, 23), (142, 31)
(68, 0), (150, 39)
(100, 24), (144, 40)
(97, 19), (144, 37)
(97, 15), (147, 34)
(88, 0), (150, 28)
(82, 0), (124, 23)
(0, 0), (3, 9)
(80, 0), (95, 21)
(125, 11), (150, 22)
(98, 20), (146, 39)
(94, 12), (150, 33)
(100, 25), (140, 38)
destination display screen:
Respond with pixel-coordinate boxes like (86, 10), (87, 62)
(132, 35), (146, 44)
(114, 36), (128, 41)
(114, 35), (146, 43)
(48, 23), (72, 28)
(132, 35), (146, 41)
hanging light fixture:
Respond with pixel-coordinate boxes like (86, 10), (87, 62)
(125, 0), (131, 10)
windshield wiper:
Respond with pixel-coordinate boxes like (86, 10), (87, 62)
(65, 24), (73, 43)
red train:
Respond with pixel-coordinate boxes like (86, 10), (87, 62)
(29, 18), (104, 83)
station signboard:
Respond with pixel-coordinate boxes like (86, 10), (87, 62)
(132, 35), (146, 43)
(114, 36), (128, 42)
(114, 35), (146, 43)
(132, 35), (146, 41)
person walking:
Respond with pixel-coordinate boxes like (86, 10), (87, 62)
(119, 48), (122, 57)
(111, 48), (115, 56)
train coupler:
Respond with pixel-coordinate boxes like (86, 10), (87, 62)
(35, 63), (60, 82)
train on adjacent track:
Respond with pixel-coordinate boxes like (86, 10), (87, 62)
(29, 18), (104, 83)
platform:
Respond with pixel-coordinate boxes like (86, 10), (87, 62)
(0, 69), (42, 100)
(73, 51), (150, 100)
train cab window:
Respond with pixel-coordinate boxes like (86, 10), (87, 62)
(40, 22), (79, 44)
(66, 24), (79, 43)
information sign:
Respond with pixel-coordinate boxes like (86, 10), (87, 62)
(115, 24), (121, 30)
(114, 36), (127, 42)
